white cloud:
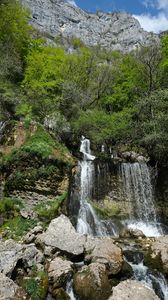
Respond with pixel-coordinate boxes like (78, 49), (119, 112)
(67, 0), (78, 7)
(157, 0), (168, 10)
(134, 13), (168, 33)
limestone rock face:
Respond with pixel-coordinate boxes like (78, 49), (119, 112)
(109, 280), (160, 300)
(74, 262), (111, 300)
(21, 0), (159, 52)
(151, 236), (168, 274)
(85, 236), (123, 275)
(42, 214), (86, 256)
(0, 274), (26, 300)
(48, 257), (73, 288)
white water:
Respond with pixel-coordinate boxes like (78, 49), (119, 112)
(120, 162), (162, 236)
(77, 137), (109, 236)
(0, 121), (5, 141)
(126, 255), (168, 300)
(66, 278), (76, 300)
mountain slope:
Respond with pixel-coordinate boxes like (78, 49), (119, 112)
(22, 0), (159, 52)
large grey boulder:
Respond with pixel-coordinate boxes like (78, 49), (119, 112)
(42, 214), (86, 257)
(109, 280), (160, 300)
(48, 256), (73, 289)
(0, 274), (26, 300)
(21, 0), (159, 53)
(74, 262), (111, 300)
(85, 236), (123, 275)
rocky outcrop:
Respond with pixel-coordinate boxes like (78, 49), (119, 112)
(151, 236), (168, 274)
(0, 274), (26, 300)
(85, 236), (123, 275)
(74, 262), (111, 300)
(109, 280), (160, 300)
(41, 214), (86, 257)
(21, 0), (159, 53)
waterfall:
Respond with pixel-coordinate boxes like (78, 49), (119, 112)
(76, 137), (109, 236)
(0, 121), (6, 142)
(120, 162), (162, 236)
(125, 253), (168, 300)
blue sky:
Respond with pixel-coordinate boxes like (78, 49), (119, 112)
(68, 0), (168, 33)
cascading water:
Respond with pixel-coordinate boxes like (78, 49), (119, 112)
(125, 252), (168, 300)
(77, 137), (113, 236)
(120, 162), (162, 236)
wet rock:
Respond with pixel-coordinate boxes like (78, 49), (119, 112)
(42, 215), (86, 257)
(53, 288), (70, 300)
(74, 262), (111, 300)
(109, 280), (160, 300)
(129, 229), (145, 238)
(151, 236), (168, 274)
(0, 273), (26, 300)
(48, 257), (73, 289)
(85, 236), (123, 275)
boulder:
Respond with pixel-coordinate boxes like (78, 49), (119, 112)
(48, 257), (73, 289)
(151, 236), (168, 274)
(109, 280), (160, 300)
(42, 215), (86, 257)
(0, 239), (44, 276)
(23, 225), (43, 244)
(0, 273), (26, 300)
(85, 236), (123, 275)
(74, 262), (111, 300)
(0, 239), (23, 276)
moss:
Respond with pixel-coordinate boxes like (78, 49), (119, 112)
(0, 216), (37, 240)
(91, 201), (121, 219)
(144, 247), (164, 273)
(35, 192), (67, 223)
(1, 123), (74, 167)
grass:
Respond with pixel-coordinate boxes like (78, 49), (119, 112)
(35, 192), (67, 223)
(0, 197), (22, 214)
(0, 216), (37, 240)
(23, 268), (48, 300)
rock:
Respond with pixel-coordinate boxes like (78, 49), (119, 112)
(42, 215), (86, 257)
(53, 288), (70, 300)
(23, 225), (43, 244)
(85, 236), (123, 275)
(109, 280), (160, 300)
(74, 262), (111, 300)
(0, 239), (23, 276)
(22, 244), (44, 268)
(21, 0), (159, 53)
(48, 257), (73, 289)
(129, 229), (145, 238)
(151, 236), (168, 274)
(0, 273), (26, 300)
(0, 239), (44, 276)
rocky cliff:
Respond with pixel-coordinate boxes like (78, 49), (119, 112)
(22, 0), (159, 52)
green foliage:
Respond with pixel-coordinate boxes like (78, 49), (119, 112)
(0, 197), (22, 214)
(91, 202), (121, 219)
(134, 89), (168, 162)
(72, 108), (133, 144)
(35, 192), (67, 223)
(0, 0), (32, 81)
(0, 216), (37, 240)
(23, 268), (48, 300)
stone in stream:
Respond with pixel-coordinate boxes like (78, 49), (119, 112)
(108, 280), (160, 300)
(74, 262), (111, 300)
(41, 214), (86, 257)
(48, 257), (73, 289)
(0, 273), (26, 300)
(85, 236), (123, 275)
